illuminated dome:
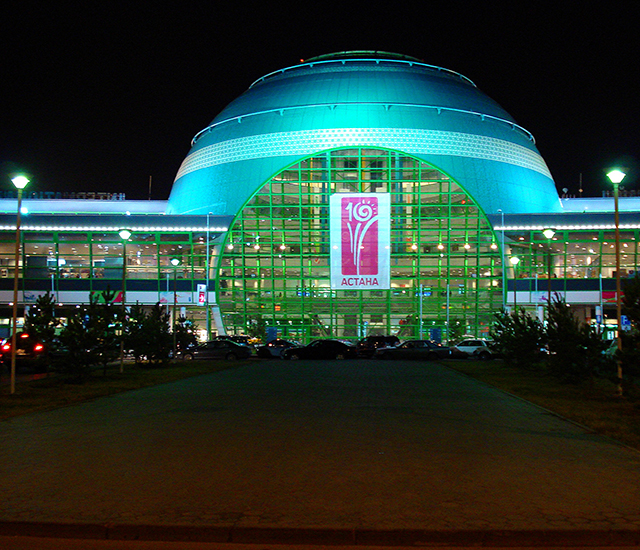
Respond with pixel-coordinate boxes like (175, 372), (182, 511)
(168, 51), (560, 215)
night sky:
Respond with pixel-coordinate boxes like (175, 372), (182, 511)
(3, 3), (639, 201)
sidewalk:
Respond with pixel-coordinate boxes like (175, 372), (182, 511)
(1, 360), (640, 546)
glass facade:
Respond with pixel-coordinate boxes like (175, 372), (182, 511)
(506, 229), (638, 280)
(0, 167), (637, 342)
(504, 227), (638, 335)
(217, 148), (503, 342)
(0, 230), (210, 292)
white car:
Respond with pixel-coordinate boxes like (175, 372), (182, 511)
(454, 339), (495, 360)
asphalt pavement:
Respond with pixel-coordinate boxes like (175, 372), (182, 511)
(1, 359), (640, 547)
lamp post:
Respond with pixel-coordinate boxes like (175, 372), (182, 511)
(542, 228), (555, 311)
(510, 256), (520, 310)
(607, 168), (626, 397)
(9, 175), (29, 394)
(171, 258), (180, 360)
(497, 209), (506, 310)
(118, 229), (131, 373)
(206, 212), (211, 341)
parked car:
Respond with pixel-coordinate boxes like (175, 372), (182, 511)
(454, 339), (495, 360)
(0, 332), (49, 372)
(256, 339), (298, 358)
(356, 335), (400, 357)
(213, 335), (252, 347)
(182, 339), (253, 360)
(282, 339), (358, 360)
(374, 339), (451, 360)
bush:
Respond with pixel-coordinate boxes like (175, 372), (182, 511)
(614, 276), (640, 391)
(546, 296), (607, 383)
(23, 292), (59, 346)
(54, 290), (120, 381)
(174, 316), (199, 353)
(490, 308), (546, 370)
(126, 303), (172, 365)
(54, 313), (97, 382)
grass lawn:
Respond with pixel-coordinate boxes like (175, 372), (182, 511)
(0, 359), (249, 421)
(447, 359), (640, 451)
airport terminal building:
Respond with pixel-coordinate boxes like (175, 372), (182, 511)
(1, 52), (637, 342)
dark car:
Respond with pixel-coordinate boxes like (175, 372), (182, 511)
(256, 339), (298, 358)
(213, 335), (252, 346)
(183, 339), (253, 361)
(356, 335), (400, 357)
(282, 339), (358, 360)
(374, 339), (451, 360)
(0, 332), (49, 372)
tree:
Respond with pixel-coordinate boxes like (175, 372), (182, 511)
(141, 303), (172, 365)
(246, 314), (267, 343)
(55, 301), (100, 382)
(616, 276), (640, 389)
(174, 316), (199, 352)
(55, 313), (94, 381)
(546, 296), (607, 383)
(91, 289), (120, 375)
(489, 308), (546, 370)
(447, 317), (467, 343)
(122, 302), (172, 365)
(124, 302), (148, 364)
(54, 290), (120, 381)
(23, 292), (59, 345)
(622, 274), (640, 330)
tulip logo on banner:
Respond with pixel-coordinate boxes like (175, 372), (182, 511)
(330, 193), (390, 289)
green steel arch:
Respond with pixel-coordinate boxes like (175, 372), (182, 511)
(216, 148), (503, 342)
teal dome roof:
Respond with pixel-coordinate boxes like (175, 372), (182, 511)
(168, 52), (560, 215)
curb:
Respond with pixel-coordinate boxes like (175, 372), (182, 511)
(2, 522), (640, 547)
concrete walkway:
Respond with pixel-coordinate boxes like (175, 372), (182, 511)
(1, 359), (640, 546)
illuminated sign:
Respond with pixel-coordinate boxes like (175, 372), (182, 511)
(330, 193), (390, 289)
(0, 191), (127, 200)
(197, 284), (206, 306)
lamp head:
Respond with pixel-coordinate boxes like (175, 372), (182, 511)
(607, 169), (626, 184)
(11, 175), (30, 190)
(170, 258), (180, 267)
(542, 228), (555, 240)
(510, 256), (520, 266)
(118, 229), (131, 241)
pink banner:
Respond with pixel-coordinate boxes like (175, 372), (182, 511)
(330, 193), (390, 290)
(341, 196), (379, 275)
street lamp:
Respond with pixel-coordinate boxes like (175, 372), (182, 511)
(9, 175), (29, 394)
(118, 229), (131, 373)
(171, 258), (180, 360)
(542, 228), (556, 310)
(497, 209), (506, 310)
(206, 212), (211, 341)
(607, 168), (626, 396)
(510, 256), (520, 310)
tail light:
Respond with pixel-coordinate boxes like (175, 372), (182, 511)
(1, 344), (10, 352)
(34, 343), (45, 353)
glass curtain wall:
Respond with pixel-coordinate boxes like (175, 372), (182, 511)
(0, 231), (206, 288)
(217, 148), (503, 342)
(506, 230), (638, 280)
